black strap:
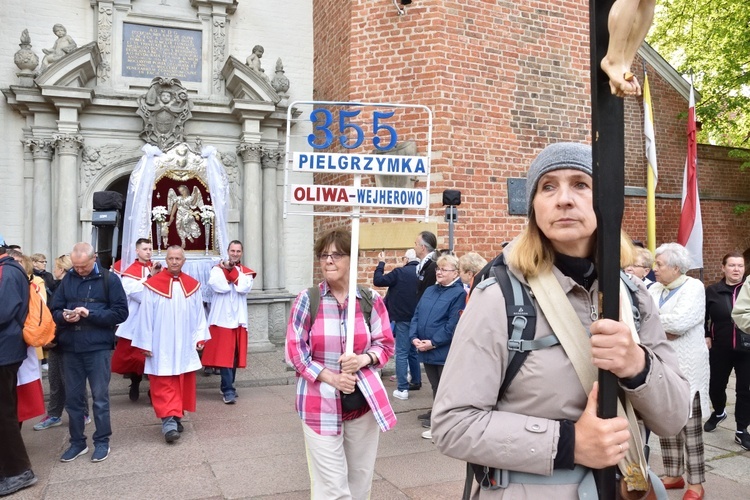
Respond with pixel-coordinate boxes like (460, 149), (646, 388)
(492, 258), (537, 403)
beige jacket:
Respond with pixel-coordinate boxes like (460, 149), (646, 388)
(432, 245), (690, 499)
(731, 275), (750, 333)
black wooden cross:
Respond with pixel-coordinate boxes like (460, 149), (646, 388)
(589, 1), (624, 499)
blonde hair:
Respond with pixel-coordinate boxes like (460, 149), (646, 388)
(436, 254), (459, 271)
(459, 252), (488, 275)
(631, 247), (654, 268)
(507, 215), (635, 277)
(15, 254), (34, 276)
(55, 254), (73, 272)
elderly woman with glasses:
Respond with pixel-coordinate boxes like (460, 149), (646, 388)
(649, 242), (709, 498)
(409, 253), (467, 440)
(286, 227), (395, 500)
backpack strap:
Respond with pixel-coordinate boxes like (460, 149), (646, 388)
(306, 284), (373, 331)
(491, 255), (555, 402)
(355, 284), (373, 331)
(306, 286), (321, 329)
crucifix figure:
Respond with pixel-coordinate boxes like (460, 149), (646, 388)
(600, 0), (655, 97)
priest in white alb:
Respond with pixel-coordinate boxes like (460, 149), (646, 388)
(111, 238), (160, 402)
(132, 246), (210, 444)
(199, 240), (255, 405)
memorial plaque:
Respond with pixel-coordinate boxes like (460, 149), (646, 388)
(507, 178), (527, 215)
(122, 23), (202, 82)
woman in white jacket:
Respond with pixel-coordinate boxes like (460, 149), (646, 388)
(649, 242), (709, 500)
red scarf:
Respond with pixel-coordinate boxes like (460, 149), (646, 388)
(144, 270), (200, 299)
(121, 260), (152, 280)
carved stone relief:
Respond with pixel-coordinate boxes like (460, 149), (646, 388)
(80, 144), (125, 189)
(136, 77), (193, 149)
(53, 134), (84, 155)
(14, 30), (39, 73)
(219, 151), (241, 209)
(96, 3), (113, 82)
(237, 143), (262, 163)
(212, 18), (227, 91)
(26, 139), (54, 160)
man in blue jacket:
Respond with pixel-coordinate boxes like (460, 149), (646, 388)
(51, 242), (128, 464)
(374, 249), (421, 400)
(0, 244), (37, 495)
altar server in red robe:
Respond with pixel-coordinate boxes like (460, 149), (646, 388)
(132, 246), (210, 443)
(111, 238), (161, 401)
(200, 240), (255, 404)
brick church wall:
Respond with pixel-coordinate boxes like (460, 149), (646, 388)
(312, 0), (750, 286)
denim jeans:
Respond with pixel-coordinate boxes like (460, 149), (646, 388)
(63, 350), (112, 447)
(220, 367), (236, 396)
(394, 321), (421, 391)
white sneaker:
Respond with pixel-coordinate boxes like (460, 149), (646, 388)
(422, 428), (432, 440)
(392, 389), (409, 400)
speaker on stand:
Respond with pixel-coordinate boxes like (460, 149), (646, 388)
(92, 191), (124, 268)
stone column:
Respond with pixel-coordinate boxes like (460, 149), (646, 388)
(27, 139), (54, 259)
(276, 150), (287, 290)
(237, 143), (263, 289)
(53, 134), (84, 257)
(22, 139), (34, 251)
(261, 149), (281, 290)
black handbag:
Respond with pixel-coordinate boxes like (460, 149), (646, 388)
(340, 385), (368, 412)
(736, 330), (750, 352)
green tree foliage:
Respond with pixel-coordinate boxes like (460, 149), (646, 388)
(648, 0), (750, 146)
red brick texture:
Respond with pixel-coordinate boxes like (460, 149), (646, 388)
(312, 0), (750, 287)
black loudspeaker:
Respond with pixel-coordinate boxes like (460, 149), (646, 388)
(442, 189), (461, 206)
(93, 191), (124, 211)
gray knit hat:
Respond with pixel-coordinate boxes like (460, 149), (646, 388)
(525, 142), (592, 214)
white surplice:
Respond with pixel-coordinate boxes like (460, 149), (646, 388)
(116, 264), (150, 340)
(133, 281), (211, 376)
(206, 265), (253, 328)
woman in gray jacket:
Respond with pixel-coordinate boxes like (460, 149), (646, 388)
(431, 142), (690, 499)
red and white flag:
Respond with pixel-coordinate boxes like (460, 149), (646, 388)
(676, 83), (703, 269)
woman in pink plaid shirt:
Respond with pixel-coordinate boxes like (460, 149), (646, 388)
(286, 227), (396, 500)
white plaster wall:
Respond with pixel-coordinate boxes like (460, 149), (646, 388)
(1, 0), (314, 291)
(0, 1), (92, 247)
(228, 1), (315, 293)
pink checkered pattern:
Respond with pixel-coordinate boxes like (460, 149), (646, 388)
(286, 282), (396, 436)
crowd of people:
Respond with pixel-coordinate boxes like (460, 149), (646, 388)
(0, 237), (255, 496)
(3, 141), (750, 499)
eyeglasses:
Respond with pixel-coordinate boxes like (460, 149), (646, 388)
(318, 253), (346, 262)
(436, 267), (457, 273)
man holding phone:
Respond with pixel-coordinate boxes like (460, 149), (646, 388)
(50, 242), (128, 464)
(111, 238), (161, 402)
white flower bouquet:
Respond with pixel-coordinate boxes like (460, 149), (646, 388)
(199, 205), (215, 225)
(152, 206), (169, 223)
